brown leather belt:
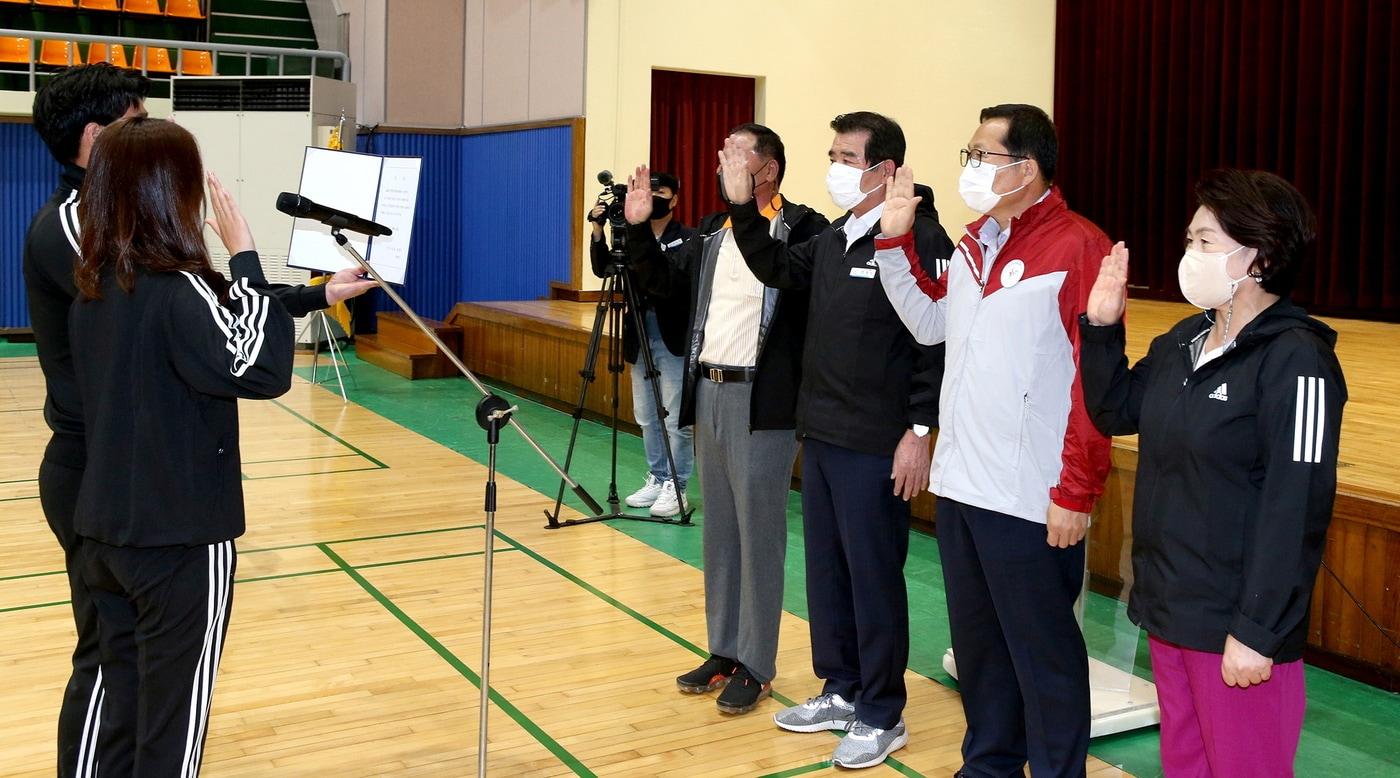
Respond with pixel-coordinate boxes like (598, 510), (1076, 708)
(700, 363), (756, 383)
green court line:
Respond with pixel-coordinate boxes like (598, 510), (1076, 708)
(317, 543), (596, 778)
(236, 569), (340, 585)
(352, 548), (517, 571)
(0, 569), (65, 583)
(2, 524), (496, 584)
(0, 599), (69, 614)
(242, 465), (386, 482)
(756, 761), (834, 778)
(270, 399), (388, 469)
(246, 523), (489, 555)
(493, 528), (927, 778)
(243, 453), (364, 465)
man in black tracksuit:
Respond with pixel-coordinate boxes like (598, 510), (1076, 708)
(22, 64), (370, 777)
(625, 124), (829, 716)
(720, 112), (950, 768)
(589, 172), (696, 516)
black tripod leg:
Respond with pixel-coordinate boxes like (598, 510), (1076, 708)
(544, 273), (616, 527)
(622, 268), (692, 525)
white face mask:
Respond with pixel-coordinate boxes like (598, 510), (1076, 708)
(826, 161), (882, 211)
(958, 158), (1028, 214)
(1177, 245), (1251, 310)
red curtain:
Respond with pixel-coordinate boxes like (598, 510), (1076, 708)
(650, 69), (756, 229)
(1055, 0), (1400, 319)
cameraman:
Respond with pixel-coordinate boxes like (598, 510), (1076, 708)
(589, 172), (695, 517)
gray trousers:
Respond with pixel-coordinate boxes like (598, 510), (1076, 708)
(695, 378), (799, 684)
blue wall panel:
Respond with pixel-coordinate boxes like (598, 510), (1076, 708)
(364, 124), (573, 320)
(1, 123), (60, 329)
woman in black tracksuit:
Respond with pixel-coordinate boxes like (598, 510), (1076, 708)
(68, 116), (294, 777)
(1078, 169), (1345, 777)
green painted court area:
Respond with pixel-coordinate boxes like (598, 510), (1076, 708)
(298, 346), (1399, 778)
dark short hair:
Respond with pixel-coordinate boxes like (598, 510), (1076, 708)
(651, 171), (680, 193)
(979, 104), (1057, 183)
(32, 64), (150, 165)
(1195, 169), (1315, 297)
(729, 122), (786, 184)
(829, 111), (905, 167)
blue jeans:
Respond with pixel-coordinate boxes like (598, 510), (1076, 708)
(630, 310), (693, 488)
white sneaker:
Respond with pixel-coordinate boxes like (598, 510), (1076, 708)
(649, 480), (686, 517)
(624, 474), (664, 508)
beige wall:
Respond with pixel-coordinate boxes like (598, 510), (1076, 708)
(345, 0), (585, 128)
(582, 0), (1058, 287)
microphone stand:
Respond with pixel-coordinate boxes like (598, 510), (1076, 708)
(328, 228), (604, 777)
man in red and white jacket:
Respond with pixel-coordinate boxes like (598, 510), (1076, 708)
(873, 105), (1111, 778)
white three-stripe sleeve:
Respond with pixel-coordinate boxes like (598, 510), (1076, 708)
(168, 271), (294, 399)
(1291, 375), (1331, 464)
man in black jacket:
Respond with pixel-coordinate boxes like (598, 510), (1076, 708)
(22, 64), (374, 778)
(623, 123), (828, 716)
(588, 172), (695, 517)
(719, 111), (951, 769)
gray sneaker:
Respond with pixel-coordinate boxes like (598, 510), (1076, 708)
(831, 719), (908, 769)
(772, 692), (856, 733)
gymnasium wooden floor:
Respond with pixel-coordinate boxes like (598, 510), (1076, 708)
(0, 354), (1131, 776)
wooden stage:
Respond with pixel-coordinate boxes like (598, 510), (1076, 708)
(449, 298), (1400, 683)
(0, 355), (1131, 776)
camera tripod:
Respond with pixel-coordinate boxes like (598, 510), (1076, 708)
(544, 249), (694, 529)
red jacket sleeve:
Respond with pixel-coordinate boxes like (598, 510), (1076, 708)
(1050, 229), (1114, 512)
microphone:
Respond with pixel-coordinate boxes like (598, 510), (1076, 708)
(596, 170), (614, 186)
(276, 192), (393, 237)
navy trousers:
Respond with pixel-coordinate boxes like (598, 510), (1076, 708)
(800, 437), (911, 730)
(937, 497), (1089, 778)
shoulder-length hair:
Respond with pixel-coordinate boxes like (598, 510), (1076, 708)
(75, 116), (227, 300)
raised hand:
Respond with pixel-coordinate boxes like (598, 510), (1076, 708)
(716, 135), (754, 205)
(205, 171), (255, 256)
(623, 164), (653, 224)
(1086, 242), (1129, 326)
(880, 165), (922, 238)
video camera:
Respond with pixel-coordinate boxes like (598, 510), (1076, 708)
(589, 169), (664, 263)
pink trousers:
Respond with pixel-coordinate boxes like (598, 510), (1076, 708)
(1149, 634), (1306, 778)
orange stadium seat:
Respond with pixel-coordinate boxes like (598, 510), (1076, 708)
(130, 45), (174, 73)
(0, 37), (32, 64)
(164, 0), (201, 18)
(178, 49), (213, 75)
(39, 40), (80, 67)
(87, 42), (129, 68)
(122, 0), (161, 13)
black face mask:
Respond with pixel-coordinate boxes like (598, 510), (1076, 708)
(716, 169), (759, 205)
(651, 195), (673, 218)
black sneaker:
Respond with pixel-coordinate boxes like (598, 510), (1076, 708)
(676, 655), (739, 694)
(716, 665), (771, 714)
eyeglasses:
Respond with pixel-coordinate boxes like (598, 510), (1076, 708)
(960, 148), (1028, 168)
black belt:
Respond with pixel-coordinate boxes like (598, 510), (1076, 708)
(699, 363), (756, 383)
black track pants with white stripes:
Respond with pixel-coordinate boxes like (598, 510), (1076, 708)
(76, 539), (236, 778)
(37, 454), (104, 778)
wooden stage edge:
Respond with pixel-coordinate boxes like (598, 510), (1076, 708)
(444, 299), (1400, 688)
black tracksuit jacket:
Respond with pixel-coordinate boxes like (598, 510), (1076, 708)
(1079, 300), (1347, 661)
(590, 218), (695, 363)
(23, 164), (331, 469)
(69, 254), (295, 547)
(728, 186), (952, 456)
(627, 197), (829, 431)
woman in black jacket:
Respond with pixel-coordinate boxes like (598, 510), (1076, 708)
(1078, 169), (1345, 778)
(69, 116), (294, 777)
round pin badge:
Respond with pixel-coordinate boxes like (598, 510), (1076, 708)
(1000, 259), (1025, 288)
